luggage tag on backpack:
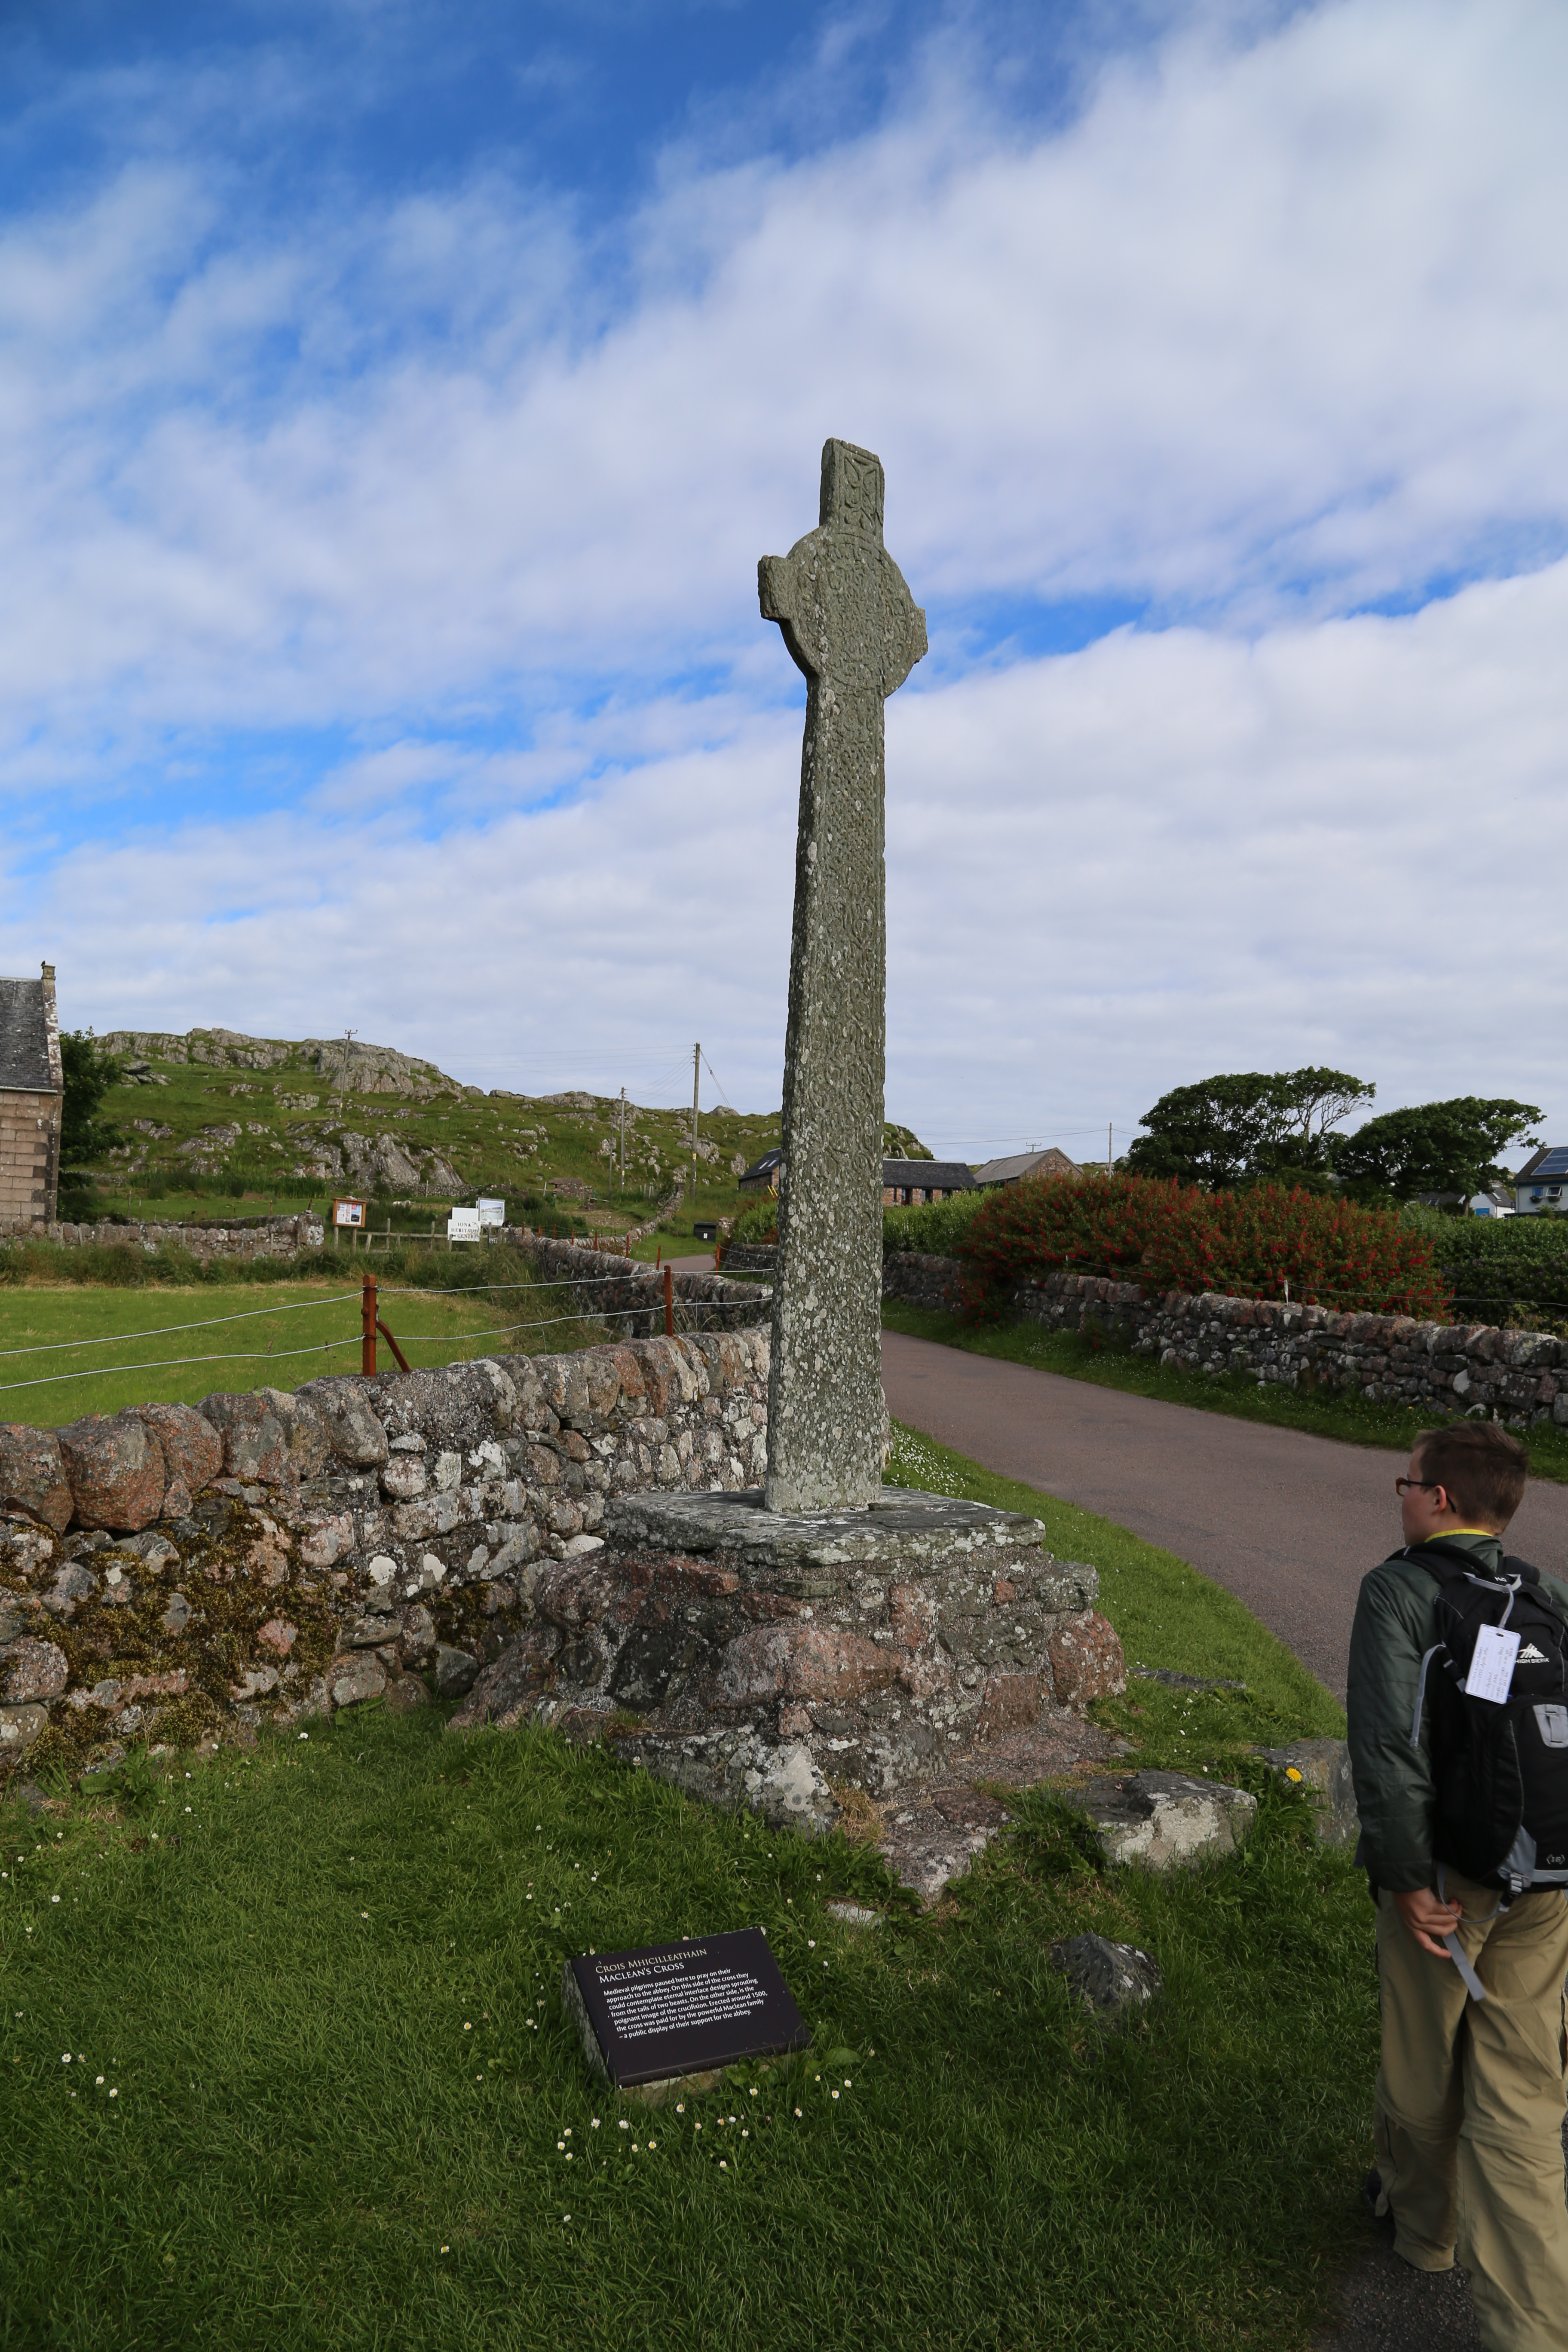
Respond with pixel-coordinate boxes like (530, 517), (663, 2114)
(1465, 1625), (1522, 1705)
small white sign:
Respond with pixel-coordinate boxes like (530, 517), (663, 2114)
(476, 1197), (506, 1227)
(1466, 1625), (1521, 1706)
(447, 1208), (481, 1241)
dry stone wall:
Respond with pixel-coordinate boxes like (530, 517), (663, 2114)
(881, 1252), (965, 1314)
(6, 1211), (326, 1258)
(0, 1330), (774, 1776)
(880, 1253), (1568, 1427)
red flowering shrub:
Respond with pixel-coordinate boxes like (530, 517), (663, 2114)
(954, 1174), (1451, 1320)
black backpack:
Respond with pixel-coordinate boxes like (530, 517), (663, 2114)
(1411, 1539), (1568, 1893)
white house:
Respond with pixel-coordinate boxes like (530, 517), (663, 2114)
(1513, 1146), (1568, 1215)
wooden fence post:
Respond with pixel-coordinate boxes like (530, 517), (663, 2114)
(362, 1273), (377, 1377)
(663, 1262), (674, 1338)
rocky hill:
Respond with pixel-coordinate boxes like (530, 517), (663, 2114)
(101, 1028), (452, 1098)
(83, 1028), (785, 1233)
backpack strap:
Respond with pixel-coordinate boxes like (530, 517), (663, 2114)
(1408, 1539), (1513, 1588)
(1407, 1539), (1542, 1585)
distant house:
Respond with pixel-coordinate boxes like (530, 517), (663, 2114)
(972, 1146), (1078, 1190)
(737, 1148), (785, 1194)
(1416, 1188), (1516, 1218)
(882, 1160), (975, 1206)
(0, 963), (63, 1226)
(1514, 1147), (1568, 1215)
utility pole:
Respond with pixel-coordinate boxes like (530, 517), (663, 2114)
(690, 1042), (701, 1204)
(619, 1087), (626, 1188)
(336, 1029), (355, 1105)
(1107, 1121), (1113, 1176)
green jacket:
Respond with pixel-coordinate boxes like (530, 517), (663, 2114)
(1345, 1531), (1568, 1894)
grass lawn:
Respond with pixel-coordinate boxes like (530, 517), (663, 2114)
(883, 1295), (1568, 1487)
(0, 1436), (1375, 2351)
(0, 1276), (611, 1427)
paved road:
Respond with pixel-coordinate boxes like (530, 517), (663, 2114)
(881, 1329), (1568, 1700)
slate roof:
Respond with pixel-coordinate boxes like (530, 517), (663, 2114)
(972, 1147), (1078, 1187)
(0, 971), (61, 1095)
(883, 1159), (975, 1191)
(1517, 1147), (1568, 1183)
(738, 1148), (785, 1187)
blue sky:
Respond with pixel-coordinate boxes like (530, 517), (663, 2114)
(0, 0), (1564, 1153)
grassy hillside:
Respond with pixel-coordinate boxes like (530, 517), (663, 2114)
(77, 1029), (785, 1251)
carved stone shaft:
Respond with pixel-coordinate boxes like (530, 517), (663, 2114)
(757, 438), (927, 1511)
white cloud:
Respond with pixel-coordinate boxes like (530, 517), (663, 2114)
(2, 0), (1568, 740)
(9, 557), (1565, 1145)
(0, 1), (1564, 1154)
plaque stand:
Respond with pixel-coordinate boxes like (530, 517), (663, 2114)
(563, 1970), (727, 2103)
(562, 1927), (808, 2097)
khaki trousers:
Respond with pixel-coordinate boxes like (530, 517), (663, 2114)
(1373, 1872), (1568, 2352)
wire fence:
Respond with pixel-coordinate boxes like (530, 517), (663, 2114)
(0, 1264), (770, 1401)
(0, 1289), (364, 1361)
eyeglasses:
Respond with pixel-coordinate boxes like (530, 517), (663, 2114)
(1395, 1477), (1439, 1497)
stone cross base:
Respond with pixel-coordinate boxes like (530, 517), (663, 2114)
(449, 1488), (1127, 1833)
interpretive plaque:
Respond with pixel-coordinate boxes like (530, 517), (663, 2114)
(563, 1929), (808, 2089)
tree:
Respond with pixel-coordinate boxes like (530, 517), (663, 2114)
(58, 1030), (123, 1205)
(1123, 1068), (1375, 1190)
(1335, 1098), (1544, 1206)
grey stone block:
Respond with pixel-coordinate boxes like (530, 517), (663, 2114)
(1063, 1769), (1257, 1870)
(328, 1654), (386, 1710)
(434, 1645), (480, 1700)
(1051, 1934), (1163, 2017)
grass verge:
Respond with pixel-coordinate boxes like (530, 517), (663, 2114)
(1, 1441), (1375, 2350)
(883, 1295), (1568, 1486)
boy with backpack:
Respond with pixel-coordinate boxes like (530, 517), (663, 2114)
(1347, 1418), (1568, 2350)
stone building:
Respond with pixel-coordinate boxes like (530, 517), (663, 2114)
(0, 964), (63, 1226)
(737, 1147), (784, 1194)
(882, 1157), (975, 1205)
(972, 1146), (1078, 1188)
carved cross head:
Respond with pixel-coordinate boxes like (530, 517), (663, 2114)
(819, 439), (884, 541)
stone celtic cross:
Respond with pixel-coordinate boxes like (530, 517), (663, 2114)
(757, 437), (927, 1512)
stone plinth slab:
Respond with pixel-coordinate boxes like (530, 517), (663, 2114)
(606, 1487), (1071, 1577)
(450, 1485), (1127, 1830)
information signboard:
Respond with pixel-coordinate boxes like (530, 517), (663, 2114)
(476, 1197), (506, 1227)
(563, 1929), (807, 2089)
(332, 1197), (366, 1229)
(447, 1207), (481, 1241)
